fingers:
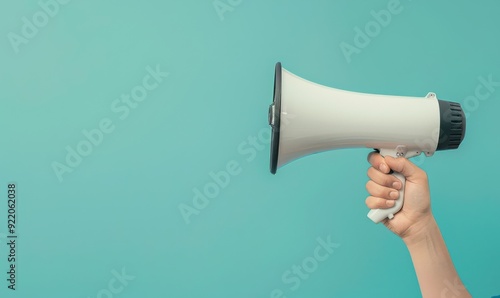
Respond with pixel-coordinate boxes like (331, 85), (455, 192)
(367, 152), (391, 174)
(367, 167), (402, 190)
(368, 152), (427, 182)
(384, 156), (427, 182)
(366, 152), (402, 210)
(365, 180), (400, 201)
(365, 196), (396, 209)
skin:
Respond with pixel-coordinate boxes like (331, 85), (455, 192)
(366, 152), (472, 298)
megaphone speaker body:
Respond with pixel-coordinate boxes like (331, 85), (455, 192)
(268, 63), (466, 223)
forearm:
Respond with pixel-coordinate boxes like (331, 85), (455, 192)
(404, 216), (471, 298)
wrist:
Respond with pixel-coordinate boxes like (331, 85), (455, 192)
(401, 214), (437, 246)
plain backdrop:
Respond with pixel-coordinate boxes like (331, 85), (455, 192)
(0, 1), (499, 297)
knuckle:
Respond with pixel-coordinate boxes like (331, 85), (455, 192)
(375, 197), (386, 208)
(373, 185), (385, 197)
(368, 153), (381, 166)
(367, 167), (377, 179)
(367, 166), (373, 175)
(366, 197), (378, 209)
(365, 181), (371, 190)
(365, 180), (375, 191)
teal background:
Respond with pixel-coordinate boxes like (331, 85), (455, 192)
(1, 0), (499, 297)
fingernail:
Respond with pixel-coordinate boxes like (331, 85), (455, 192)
(392, 181), (401, 189)
(386, 200), (395, 207)
(390, 191), (399, 199)
(379, 164), (388, 173)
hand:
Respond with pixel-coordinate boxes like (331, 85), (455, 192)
(366, 152), (472, 297)
(365, 152), (433, 241)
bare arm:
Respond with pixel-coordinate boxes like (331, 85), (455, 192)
(365, 153), (471, 297)
(404, 216), (470, 297)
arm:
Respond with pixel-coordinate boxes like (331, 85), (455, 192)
(365, 153), (471, 298)
(404, 216), (470, 297)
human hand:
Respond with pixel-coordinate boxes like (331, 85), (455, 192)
(365, 152), (433, 242)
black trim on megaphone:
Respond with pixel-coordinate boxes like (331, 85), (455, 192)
(269, 62), (282, 174)
(436, 100), (466, 150)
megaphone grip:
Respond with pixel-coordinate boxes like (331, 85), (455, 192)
(367, 150), (406, 223)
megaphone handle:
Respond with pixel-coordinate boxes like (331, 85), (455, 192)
(367, 149), (406, 223)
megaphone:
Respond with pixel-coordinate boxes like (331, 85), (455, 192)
(268, 62), (466, 223)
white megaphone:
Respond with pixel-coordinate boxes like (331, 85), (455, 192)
(268, 62), (466, 223)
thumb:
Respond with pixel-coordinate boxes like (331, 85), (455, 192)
(384, 156), (425, 181)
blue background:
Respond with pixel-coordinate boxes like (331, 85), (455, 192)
(1, 0), (499, 297)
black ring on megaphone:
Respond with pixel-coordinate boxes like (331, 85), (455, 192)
(436, 100), (466, 151)
(269, 62), (282, 174)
